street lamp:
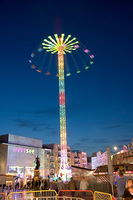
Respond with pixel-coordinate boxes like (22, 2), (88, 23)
(114, 146), (118, 151)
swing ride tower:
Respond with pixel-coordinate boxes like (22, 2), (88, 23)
(42, 34), (79, 180)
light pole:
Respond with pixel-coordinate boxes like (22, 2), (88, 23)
(114, 146), (118, 151)
(107, 147), (114, 195)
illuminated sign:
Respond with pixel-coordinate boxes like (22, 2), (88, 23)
(13, 147), (35, 154)
(92, 151), (108, 169)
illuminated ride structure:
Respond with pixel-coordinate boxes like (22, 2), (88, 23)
(29, 34), (94, 181)
(41, 34), (79, 180)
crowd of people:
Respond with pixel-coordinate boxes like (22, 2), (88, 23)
(35, 176), (89, 192)
(1, 172), (133, 200)
(0, 176), (89, 194)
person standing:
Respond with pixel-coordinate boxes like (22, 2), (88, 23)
(80, 177), (89, 199)
(68, 177), (76, 197)
(123, 179), (133, 200)
(57, 177), (63, 191)
(80, 177), (89, 190)
(51, 180), (58, 191)
(69, 177), (76, 190)
(115, 171), (127, 200)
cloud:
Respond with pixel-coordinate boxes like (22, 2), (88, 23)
(104, 124), (121, 129)
(32, 107), (59, 116)
(79, 138), (90, 142)
(32, 126), (43, 132)
(76, 137), (109, 144)
(114, 138), (131, 145)
(91, 138), (109, 144)
(13, 118), (56, 133)
(14, 119), (45, 127)
(13, 119), (36, 128)
(70, 136), (132, 156)
(49, 130), (58, 136)
(17, 107), (59, 116)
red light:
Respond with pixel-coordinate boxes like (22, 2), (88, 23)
(46, 72), (50, 75)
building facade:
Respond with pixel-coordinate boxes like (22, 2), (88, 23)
(71, 151), (87, 168)
(91, 151), (108, 170)
(43, 145), (88, 176)
(43, 144), (72, 177)
(0, 134), (45, 182)
(112, 138), (133, 166)
(0, 134), (89, 185)
(112, 149), (133, 165)
(43, 144), (59, 177)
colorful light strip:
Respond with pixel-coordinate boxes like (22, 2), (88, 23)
(58, 46), (68, 177)
(42, 34), (78, 180)
(125, 171), (133, 174)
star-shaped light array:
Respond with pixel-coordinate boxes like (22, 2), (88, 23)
(42, 34), (79, 54)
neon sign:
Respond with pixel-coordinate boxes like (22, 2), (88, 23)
(13, 147), (35, 154)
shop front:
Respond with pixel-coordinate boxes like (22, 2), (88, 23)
(0, 134), (45, 186)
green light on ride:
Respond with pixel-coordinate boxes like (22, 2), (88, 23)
(66, 73), (71, 76)
(77, 70), (81, 73)
(85, 66), (89, 70)
(90, 60), (94, 64)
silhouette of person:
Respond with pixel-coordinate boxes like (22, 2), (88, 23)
(35, 156), (40, 170)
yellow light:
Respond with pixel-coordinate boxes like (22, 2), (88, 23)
(65, 37), (76, 45)
(48, 36), (57, 45)
(65, 50), (72, 53)
(42, 34), (78, 55)
(42, 43), (51, 46)
(64, 35), (71, 44)
(54, 34), (60, 44)
(44, 39), (53, 45)
(61, 34), (65, 45)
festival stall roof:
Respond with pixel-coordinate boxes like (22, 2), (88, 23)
(71, 165), (93, 178)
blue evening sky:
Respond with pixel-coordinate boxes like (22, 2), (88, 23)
(0, 0), (133, 156)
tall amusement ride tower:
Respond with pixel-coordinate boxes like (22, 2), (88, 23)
(30, 33), (94, 180)
(42, 34), (79, 180)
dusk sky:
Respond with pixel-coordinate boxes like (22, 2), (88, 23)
(0, 0), (133, 156)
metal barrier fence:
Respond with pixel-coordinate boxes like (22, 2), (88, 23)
(0, 193), (7, 200)
(1, 189), (115, 200)
(10, 197), (84, 200)
(94, 191), (112, 200)
(89, 183), (112, 194)
(58, 190), (94, 200)
(7, 190), (57, 200)
(112, 196), (117, 200)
